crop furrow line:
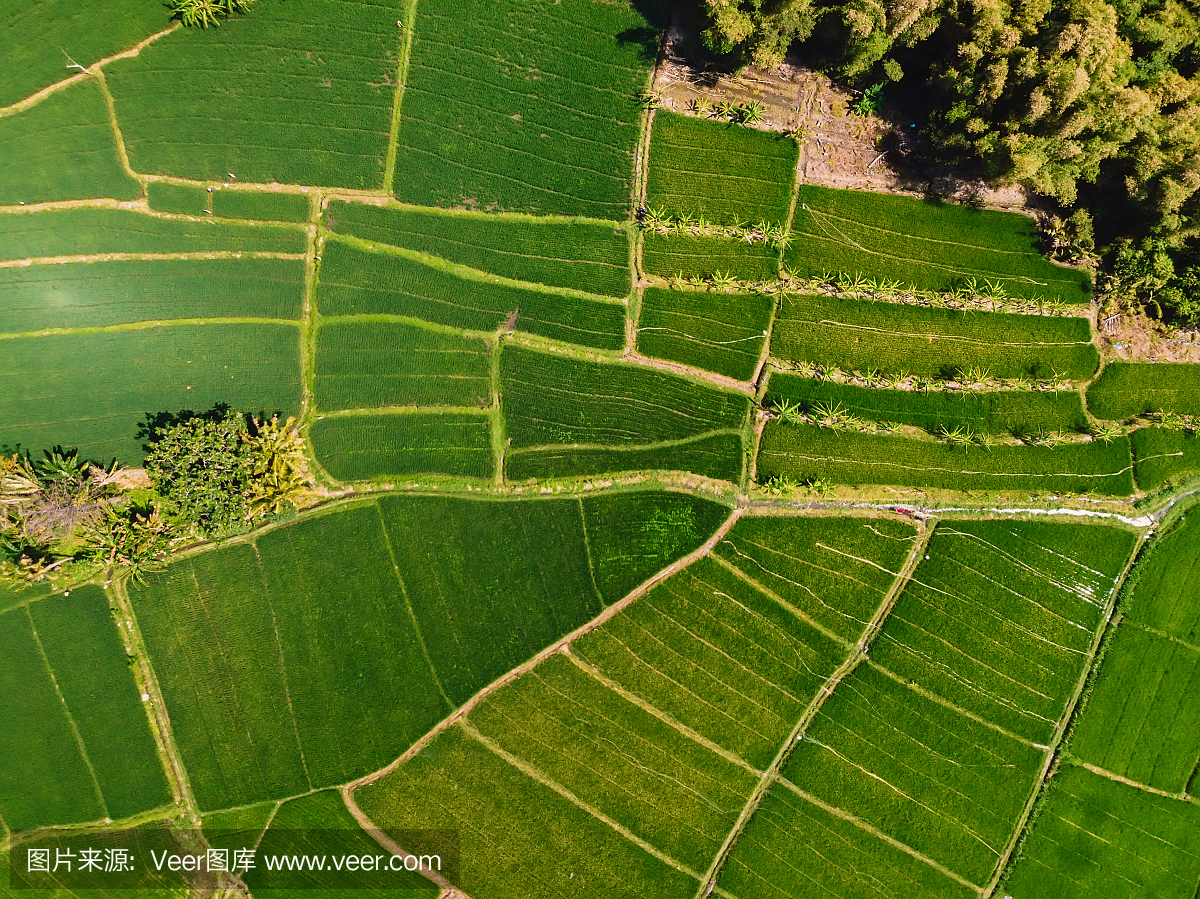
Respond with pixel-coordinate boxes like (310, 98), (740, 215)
(0, 251), (305, 269)
(1072, 760), (1198, 804)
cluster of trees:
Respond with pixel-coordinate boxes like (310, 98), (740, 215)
(1, 409), (311, 586)
(697, 0), (1200, 323)
(168, 0), (253, 28)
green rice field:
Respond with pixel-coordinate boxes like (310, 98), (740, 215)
(317, 239), (626, 349)
(0, 207), (306, 261)
(758, 423), (1135, 495)
(0, 80), (139, 205)
(642, 233), (781, 280)
(1131, 427), (1200, 489)
(326, 201), (632, 297)
(787, 184), (1092, 303)
(1003, 764), (1200, 898)
(1087, 361), (1200, 418)
(212, 189), (310, 223)
(637, 287), (773, 380)
(310, 411), (494, 482)
(105, 0), (402, 188)
(313, 320), (492, 411)
(766, 372), (1089, 434)
(0, 257), (304, 333)
(772, 293), (1099, 380)
(391, 0), (654, 218)
(645, 111), (798, 225)
(505, 430), (746, 483)
(0, 323), (302, 461)
(145, 180), (209, 216)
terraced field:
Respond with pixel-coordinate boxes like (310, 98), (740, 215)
(4, 4), (1199, 897)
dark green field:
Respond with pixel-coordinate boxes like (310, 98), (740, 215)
(310, 411), (494, 482)
(638, 287), (773, 380)
(1087, 361), (1200, 418)
(642, 233), (781, 280)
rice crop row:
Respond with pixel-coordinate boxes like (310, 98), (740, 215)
(0, 323), (302, 463)
(106, 0), (401, 189)
(0, 80), (139, 205)
(1120, 512), (1200, 642)
(573, 553), (851, 768)
(326, 201), (632, 298)
(317, 240), (625, 350)
(355, 725), (698, 899)
(1069, 623), (1200, 793)
(645, 111), (798, 226)
(309, 411), (494, 482)
(314, 320), (491, 412)
(146, 181), (209, 216)
(1003, 764), (1200, 898)
(393, 0), (654, 218)
(719, 770), (978, 899)
(579, 491), (731, 604)
(0, 608), (102, 831)
(213, 189), (310, 223)
(501, 345), (751, 448)
(771, 292), (1098, 380)
(765, 372), (1089, 435)
(1086, 361), (1200, 419)
(787, 185), (1092, 304)
(872, 520), (1138, 744)
(0, 207), (306, 262)
(778, 663), (1044, 886)
(28, 587), (170, 821)
(1131, 427), (1200, 490)
(2, 0), (163, 107)
(505, 432), (745, 483)
(642, 233), (780, 280)
(637, 287), (773, 381)
(0, 257), (305, 333)
(757, 423), (1134, 496)
(468, 652), (759, 873)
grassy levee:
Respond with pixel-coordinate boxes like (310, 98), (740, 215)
(642, 233), (780, 280)
(0, 323), (303, 463)
(317, 239), (626, 350)
(787, 184), (1092, 303)
(766, 372), (1088, 435)
(0, 207), (306, 262)
(244, 790), (438, 895)
(126, 493), (723, 812)
(501, 345), (751, 482)
(717, 774), (978, 899)
(212, 189), (311, 223)
(1132, 427), (1200, 490)
(28, 587), (171, 823)
(1069, 513), (1200, 792)
(310, 411), (495, 482)
(637, 287), (774, 381)
(326, 202), (632, 298)
(0, 80), (140, 205)
(313, 320), (492, 411)
(1087, 361), (1200, 418)
(391, 0), (655, 218)
(775, 662), (1045, 888)
(645, 111), (798, 226)
(0, 607), (103, 830)
(145, 180), (209, 215)
(1, 0), (165, 107)
(871, 520), (1139, 746)
(105, 0), (401, 188)
(0, 257), (305, 333)
(1002, 764), (1200, 897)
(771, 292), (1099, 380)
(356, 726), (701, 899)
(757, 423), (1134, 495)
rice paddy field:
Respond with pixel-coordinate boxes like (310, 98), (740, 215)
(5, 3), (1200, 895)
(787, 184), (1093, 303)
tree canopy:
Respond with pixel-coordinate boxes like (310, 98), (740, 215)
(699, 0), (1200, 322)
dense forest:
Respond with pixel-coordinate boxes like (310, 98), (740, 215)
(697, 0), (1200, 324)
